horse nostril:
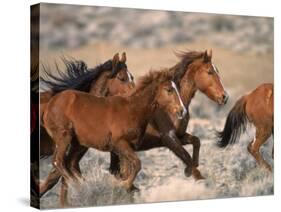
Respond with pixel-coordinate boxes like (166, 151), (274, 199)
(222, 93), (229, 103)
(180, 108), (185, 116)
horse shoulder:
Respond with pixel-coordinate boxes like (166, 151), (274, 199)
(48, 90), (86, 120)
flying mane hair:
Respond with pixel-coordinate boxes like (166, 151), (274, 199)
(131, 69), (173, 96)
(40, 57), (126, 94)
(132, 50), (206, 95)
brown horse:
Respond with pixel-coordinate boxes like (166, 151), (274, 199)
(217, 83), (274, 171)
(39, 52), (134, 157)
(43, 70), (186, 204)
(109, 50), (228, 180)
(39, 52), (134, 199)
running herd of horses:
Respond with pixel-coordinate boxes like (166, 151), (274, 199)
(33, 50), (274, 207)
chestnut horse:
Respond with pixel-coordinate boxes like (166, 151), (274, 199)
(109, 50), (228, 180)
(39, 52), (134, 199)
(40, 52), (134, 157)
(217, 83), (274, 171)
(43, 71), (186, 205)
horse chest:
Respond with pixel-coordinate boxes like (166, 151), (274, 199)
(176, 114), (190, 136)
(169, 109), (190, 132)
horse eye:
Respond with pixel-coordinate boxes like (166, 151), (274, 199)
(167, 88), (173, 93)
(208, 70), (213, 75)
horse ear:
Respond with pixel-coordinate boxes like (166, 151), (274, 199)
(112, 53), (120, 67)
(121, 52), (127, 63)
(203, 50), (209, 63)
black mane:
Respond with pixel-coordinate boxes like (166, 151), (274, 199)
(40, 57), (126, 94)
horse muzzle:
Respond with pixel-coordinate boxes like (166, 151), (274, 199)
(176, 107), (187, 119)
(218, 92), (229, 105)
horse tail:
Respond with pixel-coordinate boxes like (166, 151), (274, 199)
(217, 96), (248, 148)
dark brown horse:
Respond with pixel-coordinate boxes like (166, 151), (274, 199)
(43, 71), (186, 205)
(109, 50), (228, 180)
(217, 83), (274, 171)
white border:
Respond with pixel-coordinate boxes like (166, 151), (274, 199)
(0, 0), (280, 211)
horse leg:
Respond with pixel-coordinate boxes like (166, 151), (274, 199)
(136, 133), (165, 150)
(161, 131), (193, 177)
(39, 168), (61, 197)
(40, 139), (85, 197)
(114, 140), (141, 192)
(40, 127), (55, 158)
(109, 133), (163, 179)
(52, 130), (74, 182)
(180, 133), (205, 180)
(247, 126), (272, 171)
(57, 144), (87, 208)
(109, 152), (121, 177)
(68, 144), (88, 181)
(109, 153), (130, 180)
(59, 177), (69, 208)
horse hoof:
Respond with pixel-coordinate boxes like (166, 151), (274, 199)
(192, 168), (205, 181)
(127, 185), (140, 193)
(184, 166), (192, 177)
(77, 176), (85, 185)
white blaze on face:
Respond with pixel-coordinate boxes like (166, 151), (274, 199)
(171, 81), (187, 119)
(212, 63), (219, 74)
(127, 71), (133, 82)
(212, 63), (227, 93)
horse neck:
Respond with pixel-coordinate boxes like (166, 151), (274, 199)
(174, 65), (197, 107)
(89, 71), (110, 97)
(128, 84), (157, 119)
